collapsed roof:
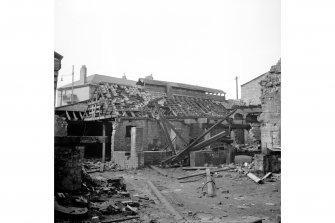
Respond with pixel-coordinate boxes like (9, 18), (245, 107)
(83, 82), (231, 121)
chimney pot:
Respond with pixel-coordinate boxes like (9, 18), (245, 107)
(80, 65), (87, 84)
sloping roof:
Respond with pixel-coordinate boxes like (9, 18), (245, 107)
(58, 74), (137, 90)
(55, 100), (89, 112)
(241, 72), (268, 87)
(138, 78), (226, 94)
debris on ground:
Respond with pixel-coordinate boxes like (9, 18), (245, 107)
(55, 170), (148, 223)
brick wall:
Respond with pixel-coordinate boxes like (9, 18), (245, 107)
(190, 150), (227, 167)
(54, 146), (84, 191)
(113, 119), (167, 151)
(143, 151), (173, 165)
(112, 151), (144, 169)
(241, 74), (267, 105)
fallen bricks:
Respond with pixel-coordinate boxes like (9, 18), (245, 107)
(55, 172), (142, 223)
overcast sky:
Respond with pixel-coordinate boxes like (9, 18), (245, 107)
(55, 0), (280, 99)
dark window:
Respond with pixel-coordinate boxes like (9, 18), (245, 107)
(125, 126), (133, 137)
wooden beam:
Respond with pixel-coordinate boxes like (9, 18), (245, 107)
(159, 120), (176, 155)
(163, 119), (188, 145)
(177, 167), (232, 180)
(150, 165), (169, 177)
(79, 112), (84, 120)
(189, 131), (229, 151)
(161, 109), (237, 165)
(65, 110), (71, 120)
(171, 131), (230, 164)
(55, 136), (110, 145)
(72, 111), (78, 120)
(102, 122), (106, 162)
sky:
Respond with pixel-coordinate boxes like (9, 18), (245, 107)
(55, 0), (280, 99)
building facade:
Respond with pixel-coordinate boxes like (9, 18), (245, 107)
(241, 73), (267, 105)
(56, 66), (136, 106)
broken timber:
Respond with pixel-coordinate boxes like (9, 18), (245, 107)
(150, 165), (169, 177)
(155, 103), (176, 155)
(147, 180), (184, 221)
(55, 136), (110, 145)
(177, 167), (232, 180)
(161, 109), (237, 165)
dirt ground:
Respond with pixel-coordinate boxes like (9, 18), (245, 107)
(91, 166), (280, 223)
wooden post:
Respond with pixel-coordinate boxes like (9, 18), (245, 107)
(110, 122), (116, 160)
(130, 127), (137, 158)
(206, 168), (215, 197)
(102, 122), (106, 162)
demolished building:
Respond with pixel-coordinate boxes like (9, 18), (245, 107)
(79, 76), (263, 169)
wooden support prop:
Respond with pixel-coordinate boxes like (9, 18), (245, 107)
(147, 180), (184, 221)
(206, 168), (216, 197)
(102, 122), (106, 162)
(247, 172), (263, 184)
(55, 136), (110, 145)
(189, 131), (228, 151)
(177, 167), (232, 180)
(101, 216), (140, 223)
(261, 172), (272, 181)
(163, 109), (237, 165)
(182, 167), (218, 171)
(150, 165), (168, 177)
(163, 119), (188, 145)
(159, 120), (176, 155)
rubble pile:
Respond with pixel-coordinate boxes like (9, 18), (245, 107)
(55, 169), (150, 223)
(83, 159), (122, 173)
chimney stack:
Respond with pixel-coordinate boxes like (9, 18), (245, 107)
(80, 65), (87, 84)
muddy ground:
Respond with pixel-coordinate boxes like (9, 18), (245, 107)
(91, 167), (280, 223)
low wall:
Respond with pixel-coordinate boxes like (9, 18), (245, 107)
(190, 150), (227, 167)
(143, 151), (173, 165)
(112, 151), (144, 169)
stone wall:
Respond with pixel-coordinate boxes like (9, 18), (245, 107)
(241, 73), (267, 105)
(259, 59), (281, 153)
(113, 119), (167, 152)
